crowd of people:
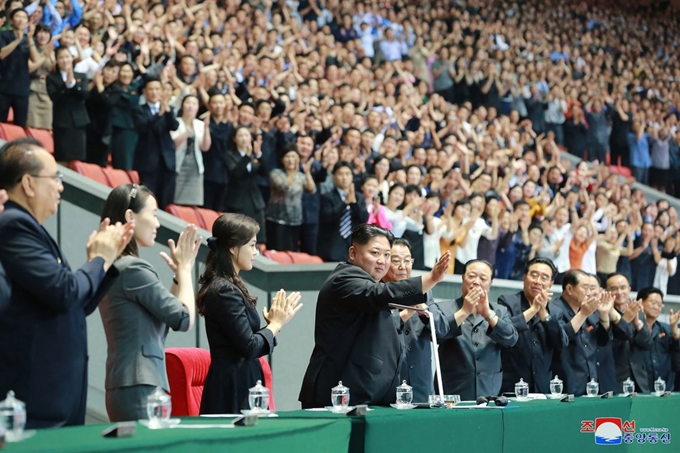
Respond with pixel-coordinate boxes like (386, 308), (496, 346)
(2, 0), (680, 294)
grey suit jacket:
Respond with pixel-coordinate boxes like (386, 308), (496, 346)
(99, 256), (190, 391)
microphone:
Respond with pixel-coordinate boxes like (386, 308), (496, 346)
(476, 395), (509, 407)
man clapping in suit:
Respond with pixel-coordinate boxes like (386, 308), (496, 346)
(0, 138), (134, 428)
(317, 161), (368, 262)
(132, 76), (179, 209)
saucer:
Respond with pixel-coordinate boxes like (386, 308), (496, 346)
(241, 409), (273, 416)
(390, 403), (417, 410)
(139, 418), (181, 429)
(324, 406), (355, 414)
(547, 394), (564, 400)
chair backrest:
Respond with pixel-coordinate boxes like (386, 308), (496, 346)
(165, 348), (211, 416)
(25, 128), (54, 154)
(102, 167), (134, 188)
(69, 161), (109, 186)
(258, 356), (275, 411)
(288, 252), (324, 264)
(262, 249), (294, 264)
(0, 123), (27, 142)
(195, 207), (222, 232)
(127, 170), (141, 184)
(165, 204), (203, 227)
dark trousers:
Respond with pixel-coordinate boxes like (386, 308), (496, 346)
(86, 140), (109, 167)
(203, 180), (228, 212)
(300, 223), (319, 256)
(139, 168), (176, 209)
(0, 93), (29, 127)
(631, 166), (649, 185)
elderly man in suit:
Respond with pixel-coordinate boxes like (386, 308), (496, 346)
(0, 188), (10, 313)
(498, 257), (568, 394)
(132, 76), (179, 209)
(384, 238), (449, 403)
(551, 270), (614, 396)
(317, 161), (369, 262)
(434, 259), (518, 401)
(0, 138), (133, 428)
(605, 273), (653, 393)
(299, 224), (450, 408)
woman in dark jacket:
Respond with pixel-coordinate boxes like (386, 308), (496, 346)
(110, 62), (141, 170)
(47, 46), (89, 164)
(198, 213), (301, 414)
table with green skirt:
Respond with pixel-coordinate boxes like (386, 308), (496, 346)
(7, 396), (678, 453)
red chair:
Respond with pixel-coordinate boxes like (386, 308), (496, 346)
(165, 348), (276, 415)
(25, 128), (54, 154)
(165, 348), (211, 416)
(69, 161), (109, 186)
(262, 249), (294, 264)
(259, 357), (275, 411)
(166, 204), (203, 227)
(288, 252), (324, 264)
(610, 165), (632, 178)
(102, 167), (134, 188)
(0, 123), (27, 141)
(127, 170), (140, 184)
(195, 207), (222, 232)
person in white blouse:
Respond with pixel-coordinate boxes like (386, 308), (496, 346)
(653, 235), (678, 296)
(170, 95), (210, 206)
(454, 194), (499, 274)
(422, 194), (455, 269)
(383, 183), (422, 238)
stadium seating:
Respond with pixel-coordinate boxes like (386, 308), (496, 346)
(195, 207), (222, 232)
(25, 128), (54, 154)
(165, 204), (204, 227)
(0, 123), (27, 142)
(69, 161), (109, 186)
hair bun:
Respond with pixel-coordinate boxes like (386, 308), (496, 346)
(207, 237), (219, 250)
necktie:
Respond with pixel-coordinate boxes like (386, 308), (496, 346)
(339, 206), (352, 239)
(150, 105), (157, 115)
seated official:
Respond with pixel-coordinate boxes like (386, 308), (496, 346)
(385, 239), (449, 403)
(552, 270), (614, 396)
(631, 287), (680, 393)
(299, 224), (450, 408)
(434, 259), (518, 401)
(499, 257), (568, 394)
(0, 138), (133, 428)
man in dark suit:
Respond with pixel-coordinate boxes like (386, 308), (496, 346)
(631, 287), (680, 393)
(435, 260), (518, 401)
(317, 161), (368, 262)
(551, 270), (614, 396)
(298, 134), (325, 256)
(299, 224), (451, 408)
(202, 92), (232, 212)
(385, 239), (449, 403)
(498, 257), (568, 394)
(0, 138), (133, 428)
(605, 273), (652, 392)
(0, 188), (10, 314)
(132, 76), (179, 209)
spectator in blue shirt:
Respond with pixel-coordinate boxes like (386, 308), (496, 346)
(627, 121), (652, 185)
(24, 0), (62, 36)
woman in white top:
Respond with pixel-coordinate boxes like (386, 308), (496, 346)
(653, 235), (678, 295)
(422, 194), (455, 269)
(171, 95), (211, 206)
(383, 184), (422, 238)
(373, 156), (392, 202)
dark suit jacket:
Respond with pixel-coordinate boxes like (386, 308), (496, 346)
(224, 149), (269, 216)
(317, 188), (369, 262)
(631, 321), (680, 393)
(434, 297), (518, 400)
(0, 202), (119, 428)
(46, 71), (90, 129)
(85, 84), (115, 142)
(498, 292), (568, 394)
(0, 259), (10, 314)
(203, 119), (233, 184)
(611, 310), (652, 393)
(551, 297), (613, 396)
(132, 104), (179, 172)
(299, 263), (426, 407)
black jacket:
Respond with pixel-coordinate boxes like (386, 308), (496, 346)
(47, 71), (90, 129)
(317, 189), (368, 262)
(132, 104), (179, 172)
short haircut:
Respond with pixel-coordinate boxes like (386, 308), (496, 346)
(332, 160), (352, 175)
(392, 238), (412, 253)
(513, 199), (530, 210)
(562, 269), (588, 291)
(638, 286), (664, 301)
(141, 75), (161, 90)
(605, 272), (630, 287)
(524, 257), (557, 280)
(404, 184), (421, 196)
(463, 259), (495, 277)
(351, 224), (394, 247)
(0, 138), (45, 190)
(454, 197), (471, 209)
(361, 174), (378, 186)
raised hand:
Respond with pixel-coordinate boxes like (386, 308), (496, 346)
(430, 251), (451, 284)
(580, 294), (601, 317)
(622, 299), (642, 323)
(160, 224), (201, 274)
(263, 289), (303, 328)
(463, 285), (482, 314)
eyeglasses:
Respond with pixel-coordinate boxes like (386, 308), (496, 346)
(391, 258), (414, 267)
(28, 172), (64, 184)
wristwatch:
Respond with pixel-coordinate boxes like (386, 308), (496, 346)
(486, 310), (497, 321)
(543, 314), (552, 322)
